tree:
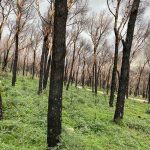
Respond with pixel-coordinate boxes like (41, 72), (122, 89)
(36, 0), (54, 94)
(66, 22), (84, 90)
(65, 1), (88, 90)
(145, 36), (150, 103)
(114, 0), (141, 122)
(148, 73), (150, 103)
(31, 31), (41, 79)
(107, 0), (133, 107)
(125, 21), (150, 98)
(0, 90), (2, 120)
(88, 11), (111, 95)
(134, 60), (148, 96)
(2, 21), (15, 71)
(11, 0), (34, 86)
(0, 0), (12, 41)
(47, 0), (68, 149)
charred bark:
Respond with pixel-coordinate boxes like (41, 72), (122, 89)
(148, 73), (150, 103)
(43, 54), (51, 89)
(114, 0), (140, 122)
(32, 50), (36, 79)
(47, 0), (68, 148)
(0, 94), (3, 120)
(2, 49), (10, 71)
(66, 40), (76, 90)
(12, 31), (19, 86)
(38, 35), (48, 94)
(109, 35), (119, 107)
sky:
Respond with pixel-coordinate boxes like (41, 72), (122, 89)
(89, 0), (106, 11)
(88, 0), (150, 18)
(40, 0), (150, 18)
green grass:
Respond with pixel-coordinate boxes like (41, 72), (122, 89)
(0, 73), (150, 150)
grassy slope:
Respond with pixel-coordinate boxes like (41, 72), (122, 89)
(0, 73), (150, 150)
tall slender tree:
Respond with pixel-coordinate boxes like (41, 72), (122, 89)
(114, 0), (141, 122)
(88, 11), (111, 95)
(107, 0), (133, 107)
(47, 0), (68, 149)
(0, 92), (2, 120)
(11, 0), (34, 86)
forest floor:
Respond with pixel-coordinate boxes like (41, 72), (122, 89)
(0, 73), (150, 150)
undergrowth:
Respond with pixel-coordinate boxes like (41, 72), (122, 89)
(0, 74), (150, 150)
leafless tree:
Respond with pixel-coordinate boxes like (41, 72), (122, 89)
(88, 11), (111, 95)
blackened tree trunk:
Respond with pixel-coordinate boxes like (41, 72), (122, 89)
(75, 67), (79, 88)
(81, 58), (85, 88)
(64, 59), (68, 86)
(26, 57), (29, 76)
(75, 55), (80, 88)
(10, 54), (14, 73)
(38, 35), (48, 94)
(2, 49), (10, 71)
(148, 73), (150, 103)
(12, 31), (19, 86)
(125, 64), (131, 99)
(109, 35), (119, 107)
(92, 48), (97, 94)
(142, 81), (146, 99)
(108, 0), (121, 107)
(114, 0), (140, 122)
(0, 94), (2, 120)
(71, 71), (75, 85)
(22, 56), (26, 76)
(92, 64), (95, 92)
(106, 66), (111, 95)
(0, 53), (2, 66)
(43, 54), (51, 89)
(32, 50), (36, 79)
(66, 38), (77, 90)
(47, 0), (68, 149)
(43, 43), (49, 88)
(94, 59), (97, 95)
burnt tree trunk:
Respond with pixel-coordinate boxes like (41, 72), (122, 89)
(81, 58), (85, 88)
(38, 35), (48, 94)
(109, 33), (119, 107)
(64, 59), (68, 86)
(10, 54), (14, 73)
(2, 49), (10, 71)
(109, 0), (121, 107)
(43, 54), (51, 89)
(94, 58), (97, 95)
(148, 73), (150, 103)
(32, 50), (36, 79)
(22, 56), (26, 76)
(75, 67), (79, 88)
(75, 55), (80, 88)
(125, 64), (131, 99)
(66, 39), (77, 90)
(92, 48), (97, 94)
(12, 31), (19, 86)
(106, 66), (111, 95)
(114, 0), (140, 122)
(47, 0), (68, 148)
(43, 43), (49, 89)
(92, 64), (95, 92)
(0, 94), (3, 120)
(71, 71), (75, 85)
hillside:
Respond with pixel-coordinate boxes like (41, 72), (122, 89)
(0, 74), (150, 150)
